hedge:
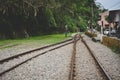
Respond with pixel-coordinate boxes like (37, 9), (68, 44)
(85, 31), (97, 37)
(102, 36), (120, 53)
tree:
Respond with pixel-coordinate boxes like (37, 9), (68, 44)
(0, 0), (100, 39)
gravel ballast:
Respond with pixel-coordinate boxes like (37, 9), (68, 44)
(0, 43), (73, 80)
(0, 41), (72, 74)
(0, 43), (45, 60)
(82, 34), (120, 80)
(75, 40), (103, 80)
(1, 34), (120, 80)
(0, 40), (72, 60)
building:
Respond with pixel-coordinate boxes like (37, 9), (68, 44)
(98, 11), (109, 28)
(108, 9), (120, 38)
(97, 11), (109, 34)
(97, 10), (120, 38)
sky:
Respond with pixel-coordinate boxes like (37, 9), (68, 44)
(95, 0), (120, 10)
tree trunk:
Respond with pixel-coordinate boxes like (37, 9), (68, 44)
(23, 29), (29, 38)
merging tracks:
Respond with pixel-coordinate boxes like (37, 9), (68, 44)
(0, 39), (73, 76)
(0, 35), (112, 80)
(69, 34), (112, 80)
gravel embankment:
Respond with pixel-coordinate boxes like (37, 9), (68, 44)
(0, 43), (73, 80)
(0, 40), (72, 60)
(82, 34), (120, 80)
(0, 41), (72, 74)
(75, 40), (103, 80)
(0, 43), (46, 60)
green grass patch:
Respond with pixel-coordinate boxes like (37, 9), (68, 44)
(111, 46), (120, 54)
(0, 33), (72, 49)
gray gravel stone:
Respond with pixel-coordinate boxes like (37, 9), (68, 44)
(0, 43), (73, 80)
(75, 40), (102, 80)
(0, 41), (72, 75)
(82, 34), (120, 80)
(0, 43), (45, 60)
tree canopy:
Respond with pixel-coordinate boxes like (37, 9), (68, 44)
(0, 0), (100, 39)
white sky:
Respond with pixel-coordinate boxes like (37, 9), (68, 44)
(95, 0), (120, 10)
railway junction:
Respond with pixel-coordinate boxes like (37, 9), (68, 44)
(0, 34), (120, 80)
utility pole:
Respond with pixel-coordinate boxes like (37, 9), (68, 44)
(91, 4), (94, 33)
(101, 21), (103, 34)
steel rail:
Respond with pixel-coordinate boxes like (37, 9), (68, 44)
(0, 39), (72, 64)
(69, 35), (80, 80)
(69, 41), (76, 80)
(0, 41), (73, 76)
(81, 36), (112, 80)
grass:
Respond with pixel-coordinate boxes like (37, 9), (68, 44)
(0, 33), (72, 49)
(111, 46), (120, 54)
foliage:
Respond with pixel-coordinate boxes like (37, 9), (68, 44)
(102, 36), (120, 54)
(111, 46), (120, 54)
(0, 0), (100, 39)
(85, 31), (97, 37)
(0, 33), (72, 49)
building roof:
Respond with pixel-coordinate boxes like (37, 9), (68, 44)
(109, 9), (120, 12)
(108, 9), (120, 22)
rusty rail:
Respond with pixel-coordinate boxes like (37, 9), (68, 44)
(81, 35), (112, 80)
(0, 40), (73, 76)
(0, 39), (72, 64)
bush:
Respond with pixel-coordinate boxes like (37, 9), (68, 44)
(85, 31), (97, 37)
(102, 36), (120, 54)
(111, 46), (120, 54)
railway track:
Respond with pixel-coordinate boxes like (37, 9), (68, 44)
(0, 39), (72, 63)
(69, 34), (112, 80)
(0, 39), (73, 76)
(0, 34), (112, 80)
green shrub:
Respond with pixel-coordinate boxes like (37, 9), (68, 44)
(85, 31), (97, 37)
(111, 46), (120, 54)
(103, 36), (120, 54)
